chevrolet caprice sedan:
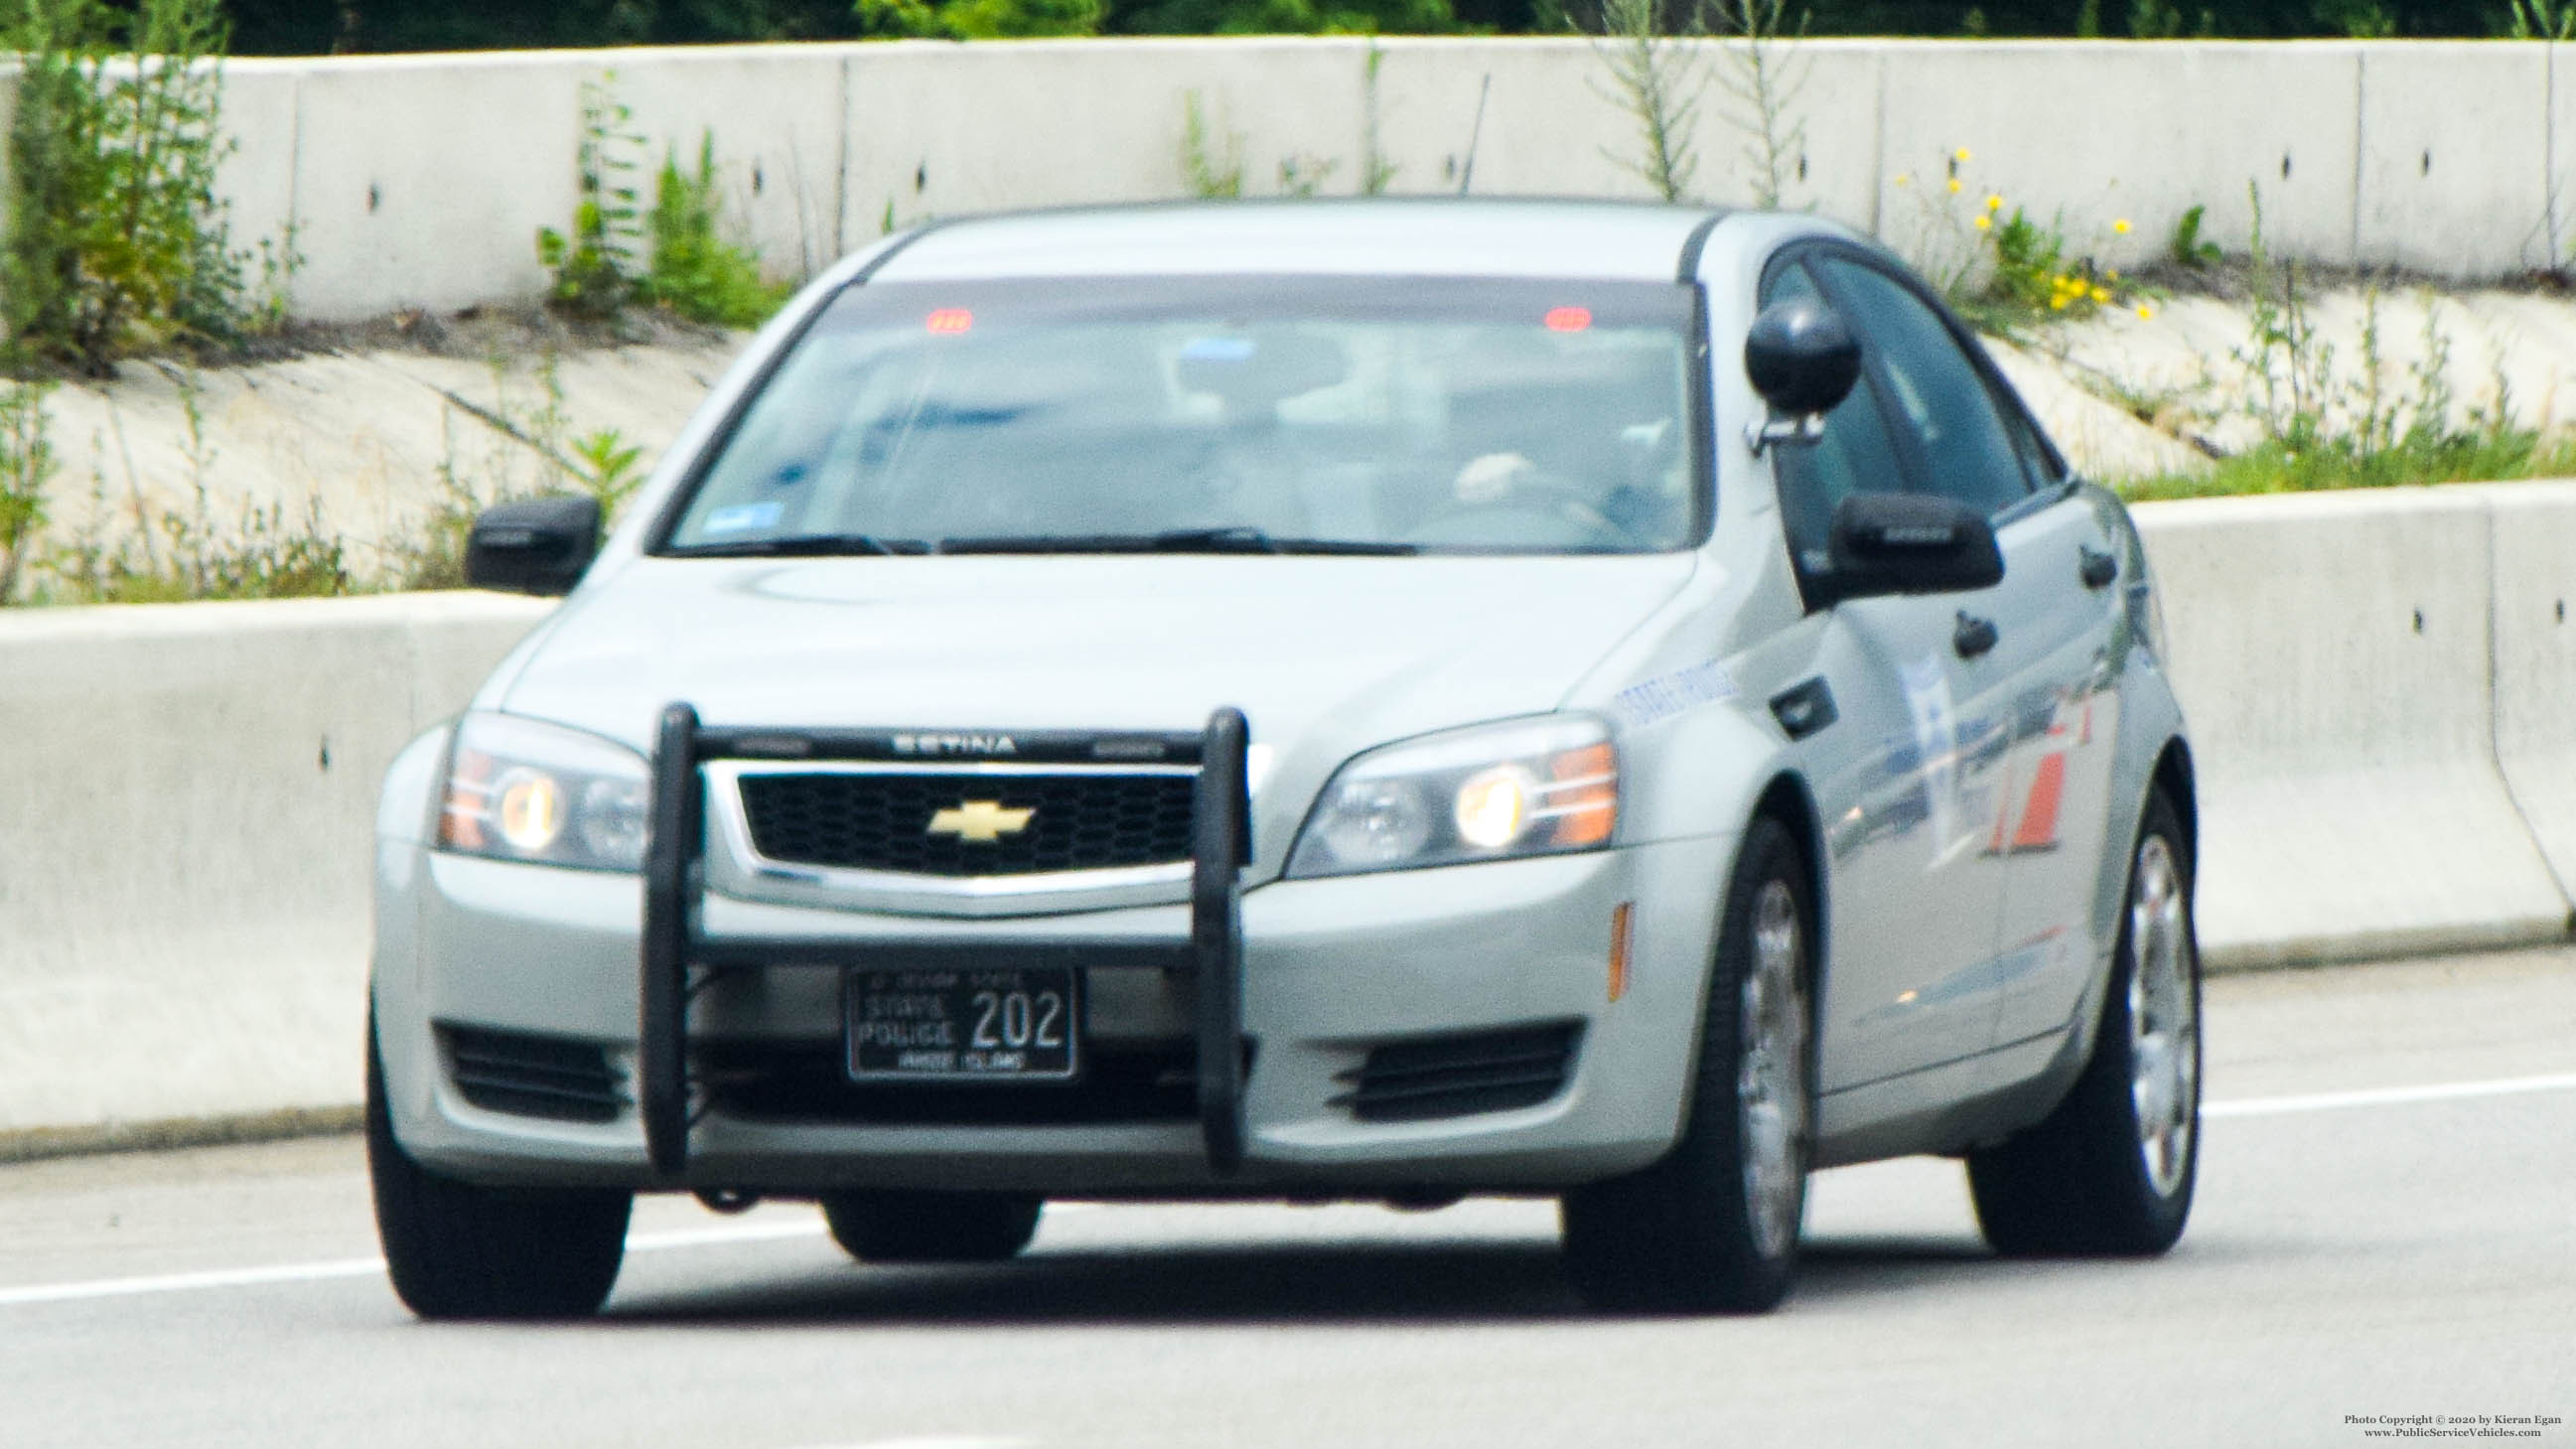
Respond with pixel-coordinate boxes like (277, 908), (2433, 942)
(367, 199), (2203, 1318)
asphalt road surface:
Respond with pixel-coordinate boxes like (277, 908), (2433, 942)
(5, 949), (2571, 1449)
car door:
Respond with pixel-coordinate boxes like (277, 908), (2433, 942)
(1807, 254), (2125, 1056)
(1761, 256), (2014, 1091)
(1982, 484), (2131, 1050)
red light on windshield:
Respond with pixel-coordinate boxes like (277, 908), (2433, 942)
(1543, 306), (1593, 333)
(927, 308), (973, 335)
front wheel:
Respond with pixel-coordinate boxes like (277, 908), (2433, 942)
(820, 1190), (1044, 1263)
(366, 1015), (632, 1319)
(1967, 786), (2202, 1255)
(1560, 816), (1814, 1313)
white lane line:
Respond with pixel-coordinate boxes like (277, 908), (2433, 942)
(6, 1073), (2572, 1309)
(2204, 1071), (2576, 1119)
(0, 1218), (828, 1308)
(777, 1440), (1036, 1449)
(0, 1256), (387, 1306)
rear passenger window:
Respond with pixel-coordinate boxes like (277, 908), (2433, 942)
(1816, 258), (2033, 517)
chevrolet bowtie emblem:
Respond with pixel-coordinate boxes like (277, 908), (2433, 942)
(927, 800), (1036, 843)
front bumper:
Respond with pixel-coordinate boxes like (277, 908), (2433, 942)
(374, 831), (1735, 1196)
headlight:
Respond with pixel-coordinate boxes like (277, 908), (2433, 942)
(1286, 716), (1618, 878)
(437, 712), (649, 872)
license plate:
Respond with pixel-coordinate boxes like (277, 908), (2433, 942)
(846, 966), (1079, 1082)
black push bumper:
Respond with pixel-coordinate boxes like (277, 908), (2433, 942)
(638, 706), (1253, 1180)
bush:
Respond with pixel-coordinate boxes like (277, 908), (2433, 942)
(538, 81), (788, 330)
(2, 0), (247, 376)
(644, 136), (790, 329)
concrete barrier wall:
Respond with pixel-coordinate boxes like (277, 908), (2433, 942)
(7, 487), (2576, 1145)
(7, 38), (2576, 322)
(2478, 484), (2576, 907)
(2134, 489), (2576, 969)
(0, 593), (550, 1151)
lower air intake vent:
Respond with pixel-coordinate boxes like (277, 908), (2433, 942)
(441, 1026), (625, 1124)
(695, 1041), (1226, 1126)
(1338, 1022), (1582, 1123)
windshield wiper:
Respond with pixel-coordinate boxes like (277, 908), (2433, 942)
(936, 527), (1419, 556)
(668, 532), (932, 558)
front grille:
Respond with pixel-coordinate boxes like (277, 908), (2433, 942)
(1337, 1022), (1582, 1123)
(696, 1040), (1227, 1125)
(441, 1026), (625, 1123)
(738, 770), (1197, 877)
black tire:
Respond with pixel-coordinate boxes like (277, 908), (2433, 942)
(365, 1015), (633, 1319)
(1560, 816), (1815, 1314)
(1967, 786), (2202, 1256)
(819, 1190), (1044, 1263)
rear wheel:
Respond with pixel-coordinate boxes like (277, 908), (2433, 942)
(820, 1190), (1044, 1263)
(365, 1015), (632, 1319)
(1967, 787), (2201, 1255)
(1560, 816), (1814, 1314)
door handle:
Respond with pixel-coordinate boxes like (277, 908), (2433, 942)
(2079, 545), (2119, 590)
(1953, 611), (1999, 659)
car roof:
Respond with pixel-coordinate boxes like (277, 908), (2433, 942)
(867, 199), (1728, 285)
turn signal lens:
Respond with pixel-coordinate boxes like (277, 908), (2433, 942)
(1545, 743), (1618, 847)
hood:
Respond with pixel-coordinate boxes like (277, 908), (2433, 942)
(498, 551), (1696, 820)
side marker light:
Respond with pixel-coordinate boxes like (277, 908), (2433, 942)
(1609, 901), (1636, 1002)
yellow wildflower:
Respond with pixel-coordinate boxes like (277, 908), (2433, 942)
(2050, 295), (2070, 310)
(2106, 268), (2121, 282)
(1948, 178), (1963, 195)
(1894, 173), (1913, 187)
(2113, 218), (2132, 234)
(1974, 215), (1992, 230)
(1985, 194), (2003, 212)
(2136, 304), (2156, 320)
(2090, 285), (2110, 304)
(1954, 147), (1972, 163)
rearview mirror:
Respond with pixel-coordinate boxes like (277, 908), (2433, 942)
(1744, 299), (1861, 455)
(1821, 491), (2003, 603)
(465, 495), (601, 596)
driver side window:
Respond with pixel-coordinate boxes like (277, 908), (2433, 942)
(1813, 256), (2035, 517)
(1763, 260), (1909, 578)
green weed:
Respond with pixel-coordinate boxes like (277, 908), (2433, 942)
(2, 0), (253, 375)
(2168, 204), (2220, 270)
(536, 77), (648, 323)
(1180, 91), (1246, 199)
(1593, 0), (1703, 204)
(0, 382), (58, 601)
(644, 134), (790, 329)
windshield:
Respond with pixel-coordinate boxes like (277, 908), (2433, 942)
(657, 276), (1706, 557)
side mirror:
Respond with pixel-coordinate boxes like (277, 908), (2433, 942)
(465, 495), (601, 596)
(1822, 491), (2003, 602)
(1744, 299), (1861, 454)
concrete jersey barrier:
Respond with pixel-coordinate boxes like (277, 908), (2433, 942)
(8, 487), (2576, 1148)
(0, 593), (550, 1153)
(11, 38), (2576, 323)
(2134, 488), (2576, 967)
